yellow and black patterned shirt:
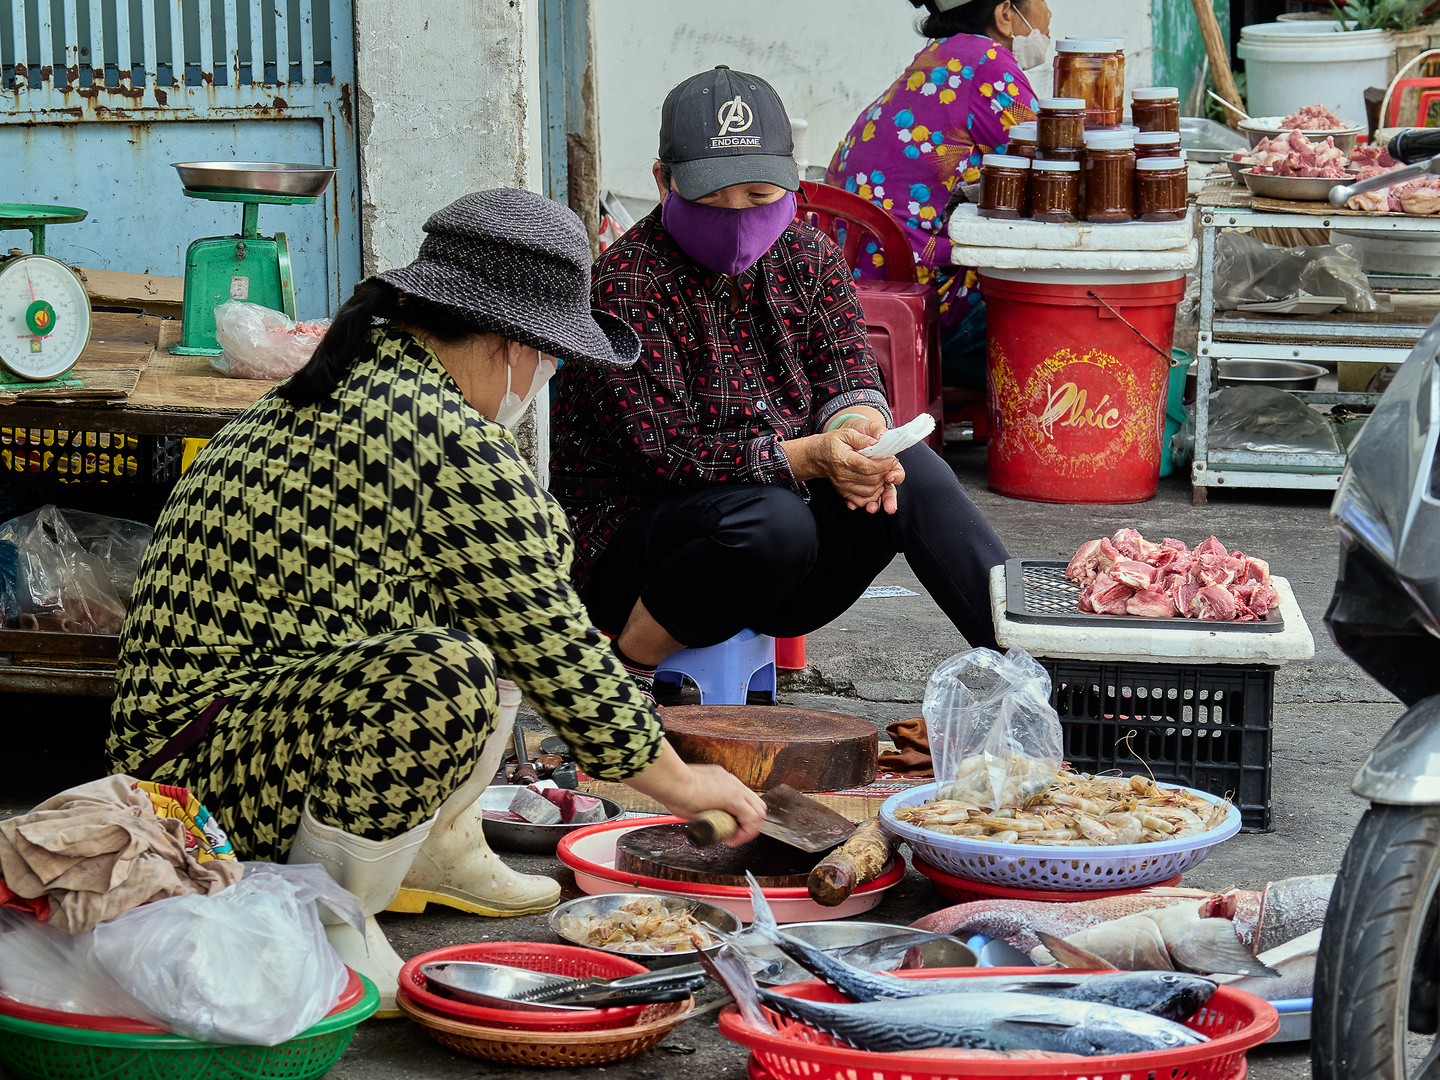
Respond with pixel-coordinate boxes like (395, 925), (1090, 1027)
(108, 329), (663, 781)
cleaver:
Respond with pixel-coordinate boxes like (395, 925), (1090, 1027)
(687, 784), (855, 853)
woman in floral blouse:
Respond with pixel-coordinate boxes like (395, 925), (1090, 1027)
(827, 0), (1052, 390)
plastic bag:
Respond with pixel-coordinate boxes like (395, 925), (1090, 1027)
(923, 647), (1063, 810)
(0, 505), (150, 633)
(1213, 232), (1390, 314)
(0, 863), (362, 1045)
(1206, 385), (1341, 454)
(211, 301), (331, 380)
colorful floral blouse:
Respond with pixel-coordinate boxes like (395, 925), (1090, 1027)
(826, 34), (1037, 328)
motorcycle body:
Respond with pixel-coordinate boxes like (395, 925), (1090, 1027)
(1314, 143), (1440, 1079)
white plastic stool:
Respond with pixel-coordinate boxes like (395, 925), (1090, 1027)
(654, 629), (777, 705)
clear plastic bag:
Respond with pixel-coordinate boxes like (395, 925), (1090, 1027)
(923, 647), (1063, 810)
(1206, 386), (1341, 454)
(211, 301), (331, 380)
(0, 505), (149, 634)
(0, 863), (363, 1045)
(1213, 232), (1390, 314)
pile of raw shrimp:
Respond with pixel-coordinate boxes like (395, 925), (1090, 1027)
(556, 896), (721, 954)
(896, 770), (1231, 847)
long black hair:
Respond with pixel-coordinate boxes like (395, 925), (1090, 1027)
(908, 0), (1025, 39)
(280, 278), (480, 407)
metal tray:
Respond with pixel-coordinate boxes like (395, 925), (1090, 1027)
(171, 161), (336, 197)
(1241, 169), (1352, 202)
(1178, 116), (1249, 163)
(1004, 559), (1285, 633)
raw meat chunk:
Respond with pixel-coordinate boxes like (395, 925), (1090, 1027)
(1110, 559), (1159, 590)
(1089, 573), (1135, 615)
(1191, 585), (1239, 621)
(1126, 589), (1178, 618)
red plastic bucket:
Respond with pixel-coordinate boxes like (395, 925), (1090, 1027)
(980, 269), (1185, 503)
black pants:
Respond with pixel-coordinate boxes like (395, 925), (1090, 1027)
(581, 444), (1007, 651)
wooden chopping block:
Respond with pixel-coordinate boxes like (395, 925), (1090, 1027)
(660, 705), (878, 792)
(615, 823), (822, 887)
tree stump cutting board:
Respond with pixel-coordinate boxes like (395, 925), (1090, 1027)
(615, 823), (823, 887)
(661, 705), (878, 792)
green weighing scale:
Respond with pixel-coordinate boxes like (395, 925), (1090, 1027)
(170, 162), (337, 356)
(0, 204), (91, 389)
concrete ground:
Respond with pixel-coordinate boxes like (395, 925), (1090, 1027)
(0, 440), (1400, 1080)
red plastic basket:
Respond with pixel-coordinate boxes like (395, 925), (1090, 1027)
(748, 1050), (1248, 1080)
(397, 942), (651, 1032)
(0, 967), (364, 1035)
(719, 967), (1279, 1080)
(913, 856), (1183, 903)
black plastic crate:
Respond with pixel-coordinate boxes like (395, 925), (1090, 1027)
(1040, 658), (1275, 833)
(1, 427), (182, 484)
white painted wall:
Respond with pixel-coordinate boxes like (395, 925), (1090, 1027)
(594, 0), (1157, 201)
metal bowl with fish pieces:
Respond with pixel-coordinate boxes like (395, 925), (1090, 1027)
(747, 922), (978, 986)
(1240, 168), (1353, 203)
(171, 161), (337, 198)
(549, 892), (741, 969)
(480, 785), (626, 854)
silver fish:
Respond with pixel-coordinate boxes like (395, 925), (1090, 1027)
(1214, 928), (1321, 1001)
(700, 946), (1208, 1057)
(737, 874), (1216, 1022)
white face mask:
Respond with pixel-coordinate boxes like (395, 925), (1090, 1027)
(1011, 7), (1052, 69)
(495, 349), (558, 429)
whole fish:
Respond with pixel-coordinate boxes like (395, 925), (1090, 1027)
(1214, 928), (1322, 1001)
(702, 946), (1208, 1057)
(736, 874), (1215, 1021)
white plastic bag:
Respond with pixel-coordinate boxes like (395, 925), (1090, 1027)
(0, 863), (362, 1045)
(211, 301), (330, 380)
(924, 647), (1063, 810)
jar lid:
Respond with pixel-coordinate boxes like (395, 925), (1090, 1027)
(1083, 130), (1135, 150)
(1136, 156), (1187, 170)
(1135, 130), (1182, 145)
(1132, 86), (1180, 101)
(981, 154), (1032, 168)
(1032, 159), (1082, 172)
(1007, 121), (1039, 140)
(1037, 96), (1087, 110)
(1056, 36), (1124, 53)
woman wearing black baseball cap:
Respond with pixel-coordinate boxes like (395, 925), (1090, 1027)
(109, 188), (764, 1013)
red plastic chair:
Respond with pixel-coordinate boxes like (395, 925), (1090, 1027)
(795, 181), (944, 451)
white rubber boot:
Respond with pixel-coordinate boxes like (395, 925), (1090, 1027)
(288, 803), (434, 1018)
(388, 679), (562, 917)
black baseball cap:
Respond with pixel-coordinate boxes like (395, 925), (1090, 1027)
(658, 66), (800, 200)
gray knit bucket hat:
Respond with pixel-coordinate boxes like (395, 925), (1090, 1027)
(377, 189), (639, 368)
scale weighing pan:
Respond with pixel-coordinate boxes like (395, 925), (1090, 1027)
(172, 162), (336, 199)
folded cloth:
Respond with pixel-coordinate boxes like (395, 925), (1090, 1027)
(877, 718), (933, 777)
(0, 775), (242, 934)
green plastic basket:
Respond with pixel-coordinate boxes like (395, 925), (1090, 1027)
(0, 975), (378, 1080)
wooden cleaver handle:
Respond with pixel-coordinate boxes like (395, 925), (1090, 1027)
(687, 809), (738, 846)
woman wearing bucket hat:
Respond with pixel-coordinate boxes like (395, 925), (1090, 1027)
(107, 188), (765, 1013)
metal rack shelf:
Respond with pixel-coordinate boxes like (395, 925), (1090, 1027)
(1192, 192), (1440, 504)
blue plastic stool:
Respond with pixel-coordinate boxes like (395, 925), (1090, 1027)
(654, 629), (777, 705)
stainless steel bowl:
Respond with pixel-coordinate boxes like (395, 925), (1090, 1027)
(1227, 159), (1248, 184)
(171, 161), (337, 197)
(748, 921), (978, 986)
(1239, 117), (1364, 153)
(479, 785), (626, 854)
(1187, 359), (1330, 398)
(549, 892), (742, 969)
(1240, 169), (1352, 203)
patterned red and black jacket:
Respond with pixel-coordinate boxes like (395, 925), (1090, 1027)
(550, 208), (892, 590)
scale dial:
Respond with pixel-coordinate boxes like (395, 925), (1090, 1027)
(0, 254), (92, 380)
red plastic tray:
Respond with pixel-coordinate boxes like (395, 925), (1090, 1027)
(0, 966), (364, 1034)
(719, 967), (1278, 1080)
(747, 1052), (1249, 1080)
(397, 942), (651, 1032)
(557, 816), (906, 901)
(913, 855), (1183, 903)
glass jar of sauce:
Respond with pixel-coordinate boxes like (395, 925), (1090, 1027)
(1054, 38), (1126, 128)
(1030, 159), (1081, 222)
(1134, 130), (1182, 159)
(1131, 87), (1181, 133)
(1083, 130), (1135, 223)
(978, 154), (1031, 219)
(1006, 121), (1038, 160)
(1135, 156), (1188, 221)
(1036, 97), (1087, 156)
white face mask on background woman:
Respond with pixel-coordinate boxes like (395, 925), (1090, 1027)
(1010, 7), (1052, 70)
(495, 349), (558, 429)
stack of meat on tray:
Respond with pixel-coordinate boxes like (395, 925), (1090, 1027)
(1065, 529), (1278, 622)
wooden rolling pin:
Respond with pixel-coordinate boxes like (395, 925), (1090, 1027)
(807, 818), (893, 907)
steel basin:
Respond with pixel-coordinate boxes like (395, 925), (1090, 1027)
(479, 785), (626, 854)
(548, 891), (741, 969)
(172, 161), (337, 197)
(748, 921), (977, 985)
(1187, 359), (1329, 399)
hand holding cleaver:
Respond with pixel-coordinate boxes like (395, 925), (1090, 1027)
(687, 784), (855, 853)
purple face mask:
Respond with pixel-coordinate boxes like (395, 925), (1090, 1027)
(661, 190), (798, 277)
